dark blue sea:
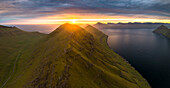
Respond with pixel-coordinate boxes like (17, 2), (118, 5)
(102, 28), (170, 88)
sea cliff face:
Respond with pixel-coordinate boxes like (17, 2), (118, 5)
(153, 25), (170, 38)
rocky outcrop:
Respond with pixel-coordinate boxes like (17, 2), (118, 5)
(153, 25), (170, 38)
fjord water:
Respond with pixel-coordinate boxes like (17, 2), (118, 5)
(102, 28), (170, 88)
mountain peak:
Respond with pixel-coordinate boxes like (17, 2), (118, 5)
(158, 25), (169, 30)
(85, 24), (95, 28)
(50, 23), (83, 36)
(58, 23), (82, 31)
(153, 25), (170, 38)
(0, 25), (26, 36)
(60, 23), (78, 27)
(85, 25), (106, 37)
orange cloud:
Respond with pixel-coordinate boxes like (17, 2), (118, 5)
(2, 13), (170, 25)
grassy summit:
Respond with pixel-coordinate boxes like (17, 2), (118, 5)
(1, 23), (150, 88)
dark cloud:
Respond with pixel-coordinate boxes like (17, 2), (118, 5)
(0, 0), (170, 23)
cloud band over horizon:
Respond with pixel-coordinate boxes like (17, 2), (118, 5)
(0, 0), (170, 24)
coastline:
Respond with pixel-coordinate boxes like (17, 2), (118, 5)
(104, 34), (151, 87)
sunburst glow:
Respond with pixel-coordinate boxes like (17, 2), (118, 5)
(72, 20), (76, 24)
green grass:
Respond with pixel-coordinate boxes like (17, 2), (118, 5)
(1, 24), (150, 88)
(153, 25), (170, 38)
(0, 26), (46, 87)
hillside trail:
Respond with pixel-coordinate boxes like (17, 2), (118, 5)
(0, 50), (22, 88)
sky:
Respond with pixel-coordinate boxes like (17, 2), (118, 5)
(0, 0), (170, 24)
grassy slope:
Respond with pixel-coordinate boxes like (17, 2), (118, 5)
(153, 25), (170, 38)
(5, 23), (150, 88)
(85, 25), (108, 45)
(85, 25), (150, 88)
(0, 26), (46, 87)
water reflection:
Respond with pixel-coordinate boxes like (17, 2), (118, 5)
(101, 28), (170, 88)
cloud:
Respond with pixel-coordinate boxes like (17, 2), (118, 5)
(0, 0), (170, 24)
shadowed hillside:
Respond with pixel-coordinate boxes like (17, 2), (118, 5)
(1, 23), (150, 88)
(0, 26), (25, 36)
(153, 25), (170, 38)
(0, 25), (46, 87)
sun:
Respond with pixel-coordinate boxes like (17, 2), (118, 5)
(71, 20), (77, 24)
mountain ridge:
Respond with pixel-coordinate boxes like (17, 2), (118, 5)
(1, 23), (150, 88)
(0, 25), (43, 37)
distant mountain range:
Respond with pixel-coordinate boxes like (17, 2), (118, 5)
(0, 23), (150, 88)
(153, 25), (170, 38)
(94, 22), (170, 29)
